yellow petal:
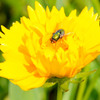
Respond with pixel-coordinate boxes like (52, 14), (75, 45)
(51, 6), (59, 23)
(1, 25), (9, 34)
(35, 1), (46, 25)
(30, 23), (46, 36)
(0, 60), (30, 80)
(11, 75), (47, 91)
(79, 6), (88, 17)
(46, 17), (56, 34)
(21, 16), (32, 31)
(0, 32), (4, 38)
(88, 7), (94, 17)
(27, 6), (38, 23)
(51, 6), (58, 16)
(31, 58), (47, 76)
(68, 9), (77, 18)
(46, 6), (51, 18)
(59, 7), (66, 22)
(93, 13), (98, 20)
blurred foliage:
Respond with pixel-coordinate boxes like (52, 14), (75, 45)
(0, 0), (100, 100)
(9, 82), (48, 100)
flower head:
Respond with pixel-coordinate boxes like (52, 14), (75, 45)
(0, 1), (100, 90)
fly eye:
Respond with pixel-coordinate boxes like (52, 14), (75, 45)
(59, 29), (65, 35)
(59, 31), (62, 34)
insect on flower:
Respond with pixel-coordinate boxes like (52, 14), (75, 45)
(50, 29), (65, 43)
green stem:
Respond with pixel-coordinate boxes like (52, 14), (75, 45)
(76, 65), (90, 100)
(76, 77), (87, 100)
(63, 83), (78, 100)
(69, 83), (78, 100)
(57, 83), (63, 100)
(83, 61), (100, 100)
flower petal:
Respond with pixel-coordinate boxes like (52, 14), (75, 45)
(11, 75), (47, 91)
(35, 1), (46, 25)
(27, 6), (39, 23)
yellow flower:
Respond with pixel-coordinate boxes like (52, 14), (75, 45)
(0, 1), (100, 90)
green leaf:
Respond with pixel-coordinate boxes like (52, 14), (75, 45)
(70, 78), (84, 84)
(42, 77), (59, 88)
(9, 82), (48, 100)
(75, 70), (96, 79)
(42, 82), (56, 88)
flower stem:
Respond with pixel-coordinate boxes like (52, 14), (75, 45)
(76, 65), (90, 100)
(83, 61), (100, 100)
(57, 83), (62, 100)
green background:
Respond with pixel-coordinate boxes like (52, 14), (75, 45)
(0, 0), (100, 100)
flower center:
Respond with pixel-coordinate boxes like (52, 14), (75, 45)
(41, 29), (69, 51)
(49, 29), (69, 51)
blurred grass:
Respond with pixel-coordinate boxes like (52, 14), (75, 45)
(0, 0), (100, 100)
